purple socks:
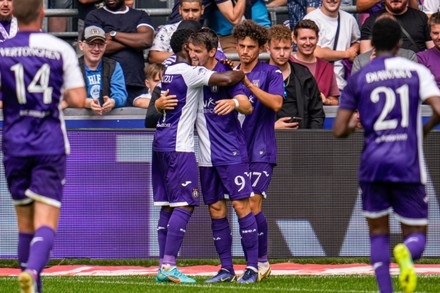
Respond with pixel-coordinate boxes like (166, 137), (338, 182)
(255, 211), (268, 263)
(404, 233), (426, 261)
(163, 208), (192, 267)
(211, 217), (234, 273)
(370, 234), (392, 293)
(157, 209), (172, 266)
(239, 212), (258, 270)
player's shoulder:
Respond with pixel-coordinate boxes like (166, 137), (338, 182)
(384, 56), (429, 73)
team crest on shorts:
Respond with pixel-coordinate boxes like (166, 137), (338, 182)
(192, 188), (199, 198)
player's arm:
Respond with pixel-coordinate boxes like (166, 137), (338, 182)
(423, 96), (440, 137)
(356, 0), (381, 12)
(148, 51), (173, 64)
(208, 70), (245, 87)
(105, 26), (154, 54)
(64, 87), (87, 109)
(242, 75), (283, 112)
(214, 94), (252, 115)
(216, 0), (246, 25)
(333, 109), (358, 138)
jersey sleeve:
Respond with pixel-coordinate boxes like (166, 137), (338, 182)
(269, 67), (285, 97)
(184, 66), (215, 88)
(62, 42), (85, 90)
(417, 66), (440, 101)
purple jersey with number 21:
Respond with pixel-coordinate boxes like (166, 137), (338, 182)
(340, 56), (440, 184)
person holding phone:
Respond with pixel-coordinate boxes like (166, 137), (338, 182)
(267, 25), (325, 129)
(71, 25), (127, 115)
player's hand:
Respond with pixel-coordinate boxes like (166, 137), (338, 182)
(220, 58), (234, 69)
(102, 96), (115, 113)
(214, 99), (235, 115)
(242, 75), (252, 88)
(89, 98), (103, 116)
(155, 89), (178, 111)
(275, 117), (299, 130)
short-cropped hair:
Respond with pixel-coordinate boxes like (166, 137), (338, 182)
(371, 18), (402, 51)
(145, 63), (165, 79)
(170, 29), (194, 54)
(188, 27), (218, 52)
(268, 25), (292, 44)
(429, 12), (440, 26)
(293, 19), (319, 38)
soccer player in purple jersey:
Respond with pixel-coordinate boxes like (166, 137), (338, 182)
(186, 29), (258, 283)
(0, 1), (86, 292)
(152, 28), (244, 284)
(232, 20), (284, 282)
(334, 18), (440, 293)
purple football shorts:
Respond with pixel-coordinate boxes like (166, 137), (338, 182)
(249, 162), (274, 198)
(152, 151), (200, 207)
(200, 163), (254, 205)
(3, 154), (66, 207)
(360, 181), (428, 225)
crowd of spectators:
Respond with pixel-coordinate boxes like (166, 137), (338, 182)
(1, 0), (440, 128)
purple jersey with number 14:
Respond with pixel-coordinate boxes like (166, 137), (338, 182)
(340, 56), (440, 184)
(0, 31), (84, 157)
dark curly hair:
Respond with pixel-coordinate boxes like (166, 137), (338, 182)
(170, 29), (194, 54)
(232, 20), (268, 47)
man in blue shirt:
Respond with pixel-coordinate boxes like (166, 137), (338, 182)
(76, 25), (127, 114)
(334, 18), (440, 293)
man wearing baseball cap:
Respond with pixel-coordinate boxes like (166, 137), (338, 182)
(72, 25), (127, 114)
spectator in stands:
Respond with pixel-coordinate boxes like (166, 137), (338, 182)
(304, 0), (360, 92)
(76, 0), (103, 39)
(423, 0), (440, 18)
(48, 0), (72, 33)
(353, 13), (418, 74)
(360, 0), (433, 54)
(356, 0), (418, 24)
(291, 19), (340, 106)
(0, 0), (17, 42)
(133, 63), (165, 108)
(206, 0), (271, 53)
(266, 0), (320, 30)
(148, 0), (204, 64)
(72, 25), (127, 114)
(85, 0), (154, 106)
(168, 0), (271, 54)
(417, 12), (440, 89)
(267, 25), (324, 129)
(125, 0), (134, 7)
(233, 20), (284, 282)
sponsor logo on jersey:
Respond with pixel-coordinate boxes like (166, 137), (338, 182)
(181, 181), (192, 187)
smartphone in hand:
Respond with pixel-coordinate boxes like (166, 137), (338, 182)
(289, 117), (303, 123)
(98, 90), (105, 107)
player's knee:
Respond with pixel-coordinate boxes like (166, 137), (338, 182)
(208, 201), (227, 218)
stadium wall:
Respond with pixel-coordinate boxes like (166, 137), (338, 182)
(1, 127), (439, 259)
